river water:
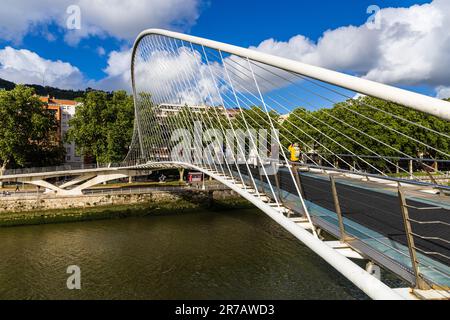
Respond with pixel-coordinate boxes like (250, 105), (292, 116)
(0, 208), (367, 300)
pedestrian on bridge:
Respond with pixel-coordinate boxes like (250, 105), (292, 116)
(288, 143), (301, 162)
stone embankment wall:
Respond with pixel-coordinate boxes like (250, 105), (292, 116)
(0, 189), (251, 227)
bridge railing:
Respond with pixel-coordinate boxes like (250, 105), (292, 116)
(287, 161), (450, 193)
(236, 160), (450, 291)
(302, 153), (450, 181)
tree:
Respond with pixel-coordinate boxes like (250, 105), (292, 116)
(234, 106), (280, 131)
(0, 85), (64, 173)
(233, 106), (280, 154)
(105, 91), (135, 162)
(66, 90), (134, 165)
(280, 96), (450, 172)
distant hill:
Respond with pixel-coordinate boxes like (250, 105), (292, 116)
(0, 77), (15, 91)
(0, 77), (88, 100)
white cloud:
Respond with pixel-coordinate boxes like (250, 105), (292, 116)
(96, 47), (106, 56)
(0, 46), (84, 89)
(0, 0), (201, 44)
(250, 0), (450, 91)
(132, 47), (223, 105)
(0, 1), (61, 43)
(92, 48), (133, 91)
(93, 45), (226, 104)
(436, 86), (450, 99)
(123, 0), (446, 101)
(0, 45), (129, 93)
(2, 0), (449, 99)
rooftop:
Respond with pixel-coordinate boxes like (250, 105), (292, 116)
(39, 96), (79, 106)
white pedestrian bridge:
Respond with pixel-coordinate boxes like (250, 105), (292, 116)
(1, 29), (450, 300)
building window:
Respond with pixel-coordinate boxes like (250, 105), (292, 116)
(66, 156), (71, 161)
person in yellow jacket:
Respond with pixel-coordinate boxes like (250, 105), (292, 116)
(288, 143), (301, 162)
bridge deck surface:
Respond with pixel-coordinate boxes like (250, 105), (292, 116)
(234, 165), (450, 288)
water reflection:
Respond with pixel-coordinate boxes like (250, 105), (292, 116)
(0, 209), (367, 300)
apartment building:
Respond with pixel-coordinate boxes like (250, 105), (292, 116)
(155, 103), (238, 121)
(40, 96), (83, 165)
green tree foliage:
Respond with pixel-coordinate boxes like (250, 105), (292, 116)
(203, 107), (230, 131)
(166, 106), (228, 130)
(280, 107), (318, 148)
(0, 85), (65, 171)
(234, 106), (280, 131)
(168, 106), (202, 132)
(231, 106), (280, 153)
(66, 90), (134, 164)
(281, 96), (450, 170)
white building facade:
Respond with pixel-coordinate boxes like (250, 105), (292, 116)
(60, 102), (83, 165)
(41, 97), (84, 166)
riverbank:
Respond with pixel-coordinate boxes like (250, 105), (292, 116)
(0, 189), (252, 227)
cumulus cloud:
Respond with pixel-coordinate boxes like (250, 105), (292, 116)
(0, 44), (137, 94)
(92, 48), (133, 91)
(0, 1), (61, 43)
(113, 0), (450, 101)
(0, 0), (201, 44)
(93, 44), (227, 104)
(3, 0), (449, 100)
(0, 46), (84, 89)
(436, 86), (450, 99)
(250, 0), (450, 91)
(132, 46), (224, 105)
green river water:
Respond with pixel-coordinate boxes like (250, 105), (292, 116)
(0, 208), (368, 300)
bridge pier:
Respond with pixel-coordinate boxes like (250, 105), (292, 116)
(15, 177), (73, 196)
(2, 169), (150, 197)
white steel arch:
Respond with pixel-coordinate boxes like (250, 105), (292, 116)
(127, 28), (450, 300)
(126, 29), (450, 300)
(132, 29), (450, 121)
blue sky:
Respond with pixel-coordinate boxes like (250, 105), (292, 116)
(0, 0), (449, 99)
(192, 0), (430, 46)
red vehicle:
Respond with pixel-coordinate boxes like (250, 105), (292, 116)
(187, 172), (203, 183)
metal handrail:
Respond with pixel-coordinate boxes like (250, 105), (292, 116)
(304, 153), (450, 163)
(287, 161), (450, 192)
